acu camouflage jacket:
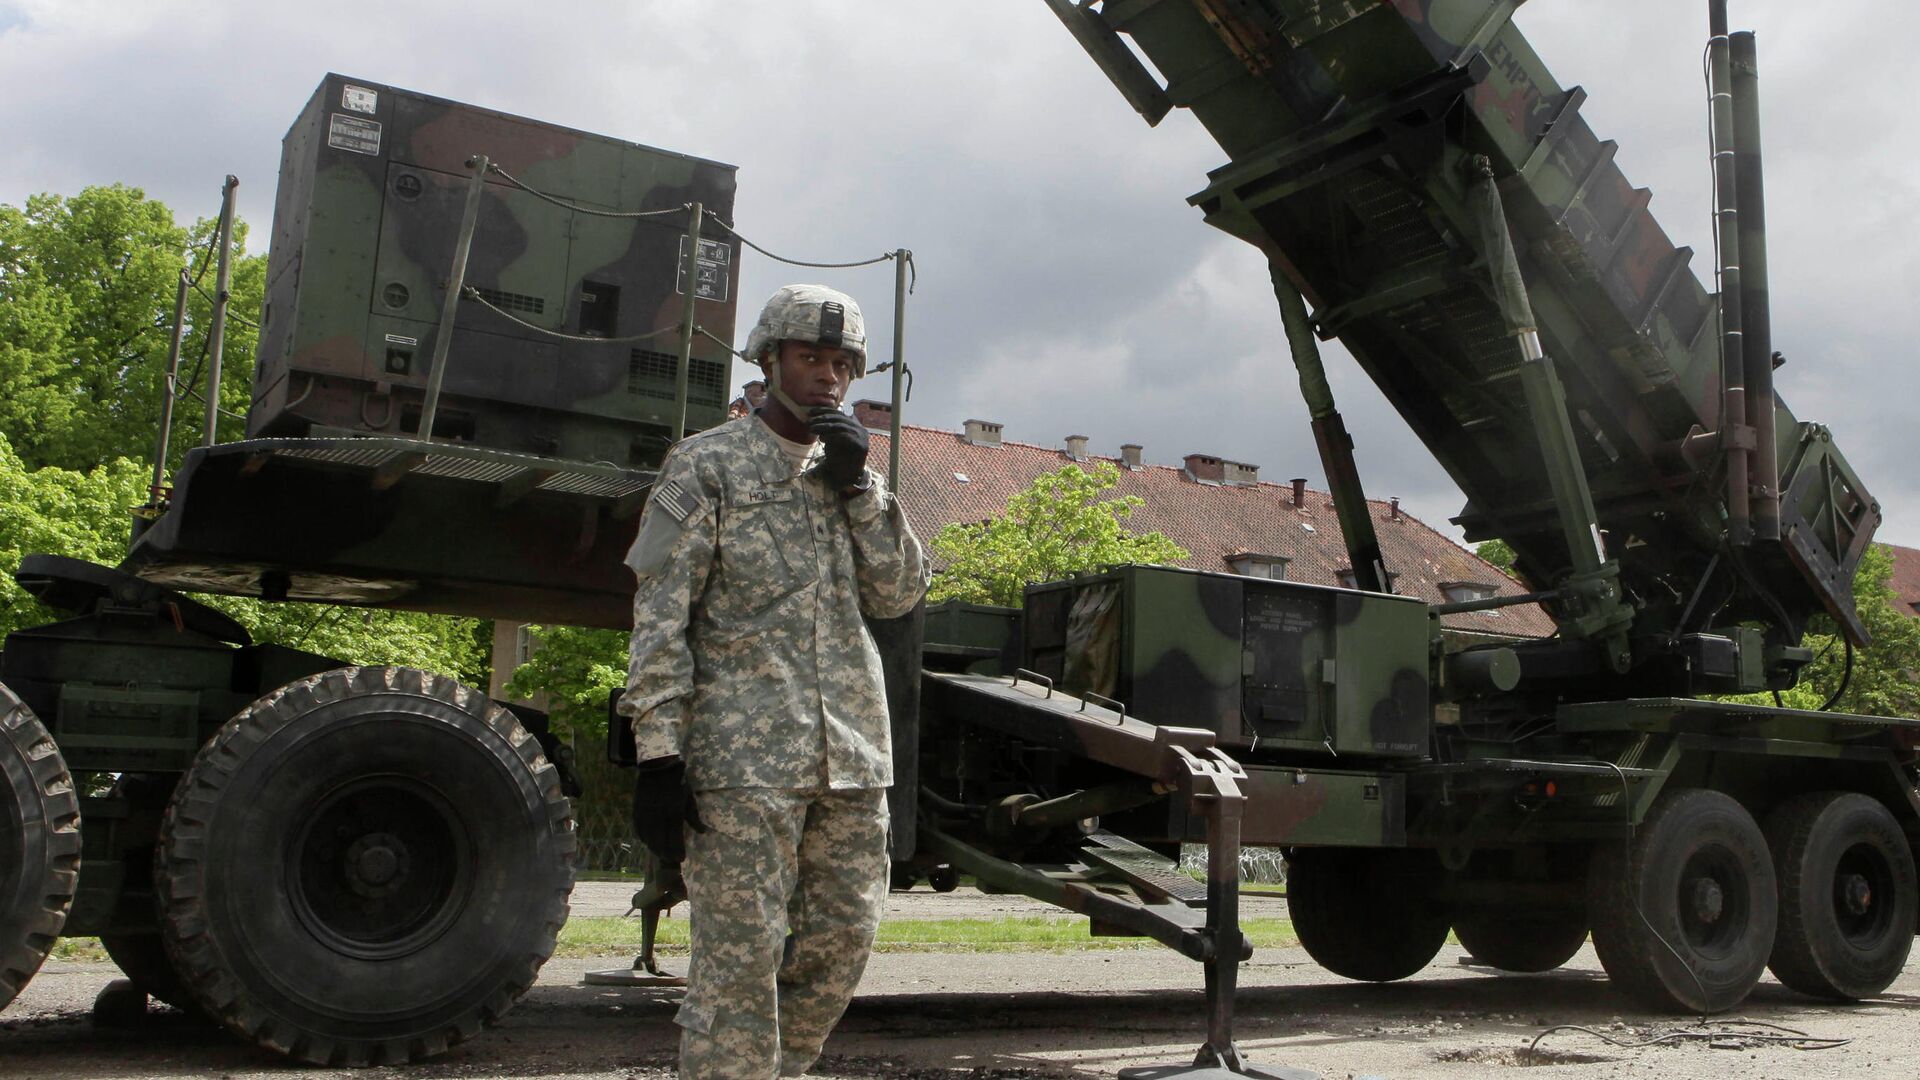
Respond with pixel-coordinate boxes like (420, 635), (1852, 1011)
(620, 414), (928, 791)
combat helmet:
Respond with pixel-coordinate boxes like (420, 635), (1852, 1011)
(744, 284), (868, 378)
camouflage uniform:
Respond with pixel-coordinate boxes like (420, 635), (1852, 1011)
(622, 411), (926, 1078)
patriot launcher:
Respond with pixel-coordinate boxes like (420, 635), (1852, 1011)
(895, 1), (1911, 1075)
(1, 4), (1916, 1078)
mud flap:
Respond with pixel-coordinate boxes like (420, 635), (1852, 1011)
(867, 599), (924, 861)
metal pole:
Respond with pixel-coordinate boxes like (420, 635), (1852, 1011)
(419, 154), (490, 442)
(888, 248), (909, 490)
(1707, 0), (1752, 545)
(1272, 266), (1390, 594)
(1731, 30), (1779, 542)
(671, 202), (704, 442)
(201, 175), (238, 447)
(150, 268), (191, 501)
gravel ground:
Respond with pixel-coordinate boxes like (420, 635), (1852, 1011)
(6, 885), (1919, 1079)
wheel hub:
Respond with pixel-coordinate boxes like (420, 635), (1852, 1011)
(1841, 873), (1874, 916)
(344, 832), (409, 897)
(1689, 875), (1726, 924)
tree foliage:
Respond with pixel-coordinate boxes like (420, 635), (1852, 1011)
(0, 185), (263, 472)
(0, 186), (488, 689)
(504, 626), (627, 743)
(1759, 544), (1920, 718)
(928, 461), (1189, 606)
(1473, 538), (1519, 578)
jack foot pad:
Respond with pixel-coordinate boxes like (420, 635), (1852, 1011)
(1119, 1063), (1318, 1079)
(582, 967), (688, 987)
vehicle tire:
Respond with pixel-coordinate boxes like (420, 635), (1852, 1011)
(1588, 788), (1775, 1013)
(1287, 847), (1449, 982)
(1454, 907), (1589, 973)
(1, 682), (81, 1011)
(156, 667), (576, 1066)
(928, 864), (959, 893)
(1765, 791), (1916, 1000)
(100, 774), (203, 1015)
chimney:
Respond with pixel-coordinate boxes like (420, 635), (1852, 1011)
(1120, 443), (1143, 470)
(1064, 435), (1089, 461)
(1390, 496), (1402, 522)
(1183, 453), (1225, 483)
(962, 419), (1003, 447)
(852, 399), (892, 430)
(1224, 460), (1260, 486)
(1290, 478), (1307, 508)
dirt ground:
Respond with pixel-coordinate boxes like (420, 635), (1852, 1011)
(6, 883), (1919, 1079)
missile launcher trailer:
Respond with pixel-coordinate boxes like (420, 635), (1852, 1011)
(4, 4), (1919, 1076)
(1, 78), (742, 1064)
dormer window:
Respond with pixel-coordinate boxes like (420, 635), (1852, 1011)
(1441, 580), (1498, 603)
(1226, 553), (1289, 580)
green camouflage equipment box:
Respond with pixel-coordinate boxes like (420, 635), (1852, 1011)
(1024, 566), (1427, 757)
(251, 74), (740, 465)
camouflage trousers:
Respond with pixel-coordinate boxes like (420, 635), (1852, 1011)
(676, 786), (889, 1079)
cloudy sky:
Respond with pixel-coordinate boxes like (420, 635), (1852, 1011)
(3, 1), (1915, 547)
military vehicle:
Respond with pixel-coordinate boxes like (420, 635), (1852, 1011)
(1, 1), (1915, 1077)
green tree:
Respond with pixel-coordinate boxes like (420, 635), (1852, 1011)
(929, 461), (1189, 606)
(504, 626), (627, 743)
(0, 185), (263, 474)
(0, 187), (487, 688)
(1761, 544), (1920, 717)
(0, 432), (150, 638)
(1473, 538), (1519, 578)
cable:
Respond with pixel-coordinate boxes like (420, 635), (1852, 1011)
(700, 209), (900, 270)
(484, 162), (691, 220)
(1599, 760), (1711, 1015)
(1820, 638), (1855, 712)
(1530, 1018), (1849, 1053)
(460, 286), (684, 344)
(191, 280), (259, 329)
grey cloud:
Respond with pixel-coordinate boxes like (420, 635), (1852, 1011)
(2, 0), (1915, 549)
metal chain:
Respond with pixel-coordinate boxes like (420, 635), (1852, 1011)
(485, 162), (692, 220)
(461, 286), (684, 344)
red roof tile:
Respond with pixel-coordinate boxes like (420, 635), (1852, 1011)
(862, 414), (1553, 637)
(1885, 543), (1920, 618)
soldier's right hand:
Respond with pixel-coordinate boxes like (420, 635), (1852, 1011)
(631, 757), (704, 863)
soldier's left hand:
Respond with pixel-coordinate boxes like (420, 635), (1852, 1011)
(809, 409), (870, 492)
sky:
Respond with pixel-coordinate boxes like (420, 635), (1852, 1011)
(2, 1), (1915, 548)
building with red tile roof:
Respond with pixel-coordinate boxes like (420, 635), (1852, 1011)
(1885, 543), (1920, 619)
(848, 400), (1553, 637)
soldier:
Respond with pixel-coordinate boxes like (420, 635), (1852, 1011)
(619, 283), (928, 1079)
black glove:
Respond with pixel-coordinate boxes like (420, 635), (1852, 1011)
(808, 408), (870, 493)
(631, 757), (704, 864)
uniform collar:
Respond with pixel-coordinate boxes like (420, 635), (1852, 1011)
(748, 411), (822, 482)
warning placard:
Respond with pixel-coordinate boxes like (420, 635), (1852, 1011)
(327, 114), (382, 156)
(675, 237), (732, 303)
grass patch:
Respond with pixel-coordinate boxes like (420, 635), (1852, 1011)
(555, 915), (1296, 957)
(51, 937), (108, 962)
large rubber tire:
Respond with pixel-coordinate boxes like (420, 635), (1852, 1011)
(1765, 791), (1917, 1000)
(1, 681), (81, 1011)
(101, 932), (202, 1016)
(156, 667), (575, 1066)
(100, 774), (201, 1015)
(1454, 907), (1589, 973)
(1588, 788), (1776, 1013)
(1287, 848), (1449, 982)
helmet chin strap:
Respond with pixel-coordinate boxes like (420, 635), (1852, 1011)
(760, 363), (838, 421)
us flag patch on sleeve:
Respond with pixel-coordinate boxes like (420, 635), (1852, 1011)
(653, 479), (701, 524)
